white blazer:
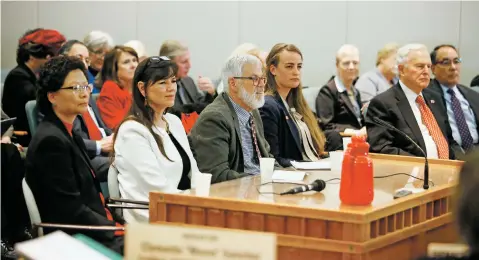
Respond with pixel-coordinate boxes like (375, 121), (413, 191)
(113, 113), (200, 222)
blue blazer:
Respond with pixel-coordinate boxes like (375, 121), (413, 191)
(259, 93), (303, 167)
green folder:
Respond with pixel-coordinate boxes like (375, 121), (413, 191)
(73, 234), (123, 260)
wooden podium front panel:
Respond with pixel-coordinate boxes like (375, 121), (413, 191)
(149, 154), (462, 259)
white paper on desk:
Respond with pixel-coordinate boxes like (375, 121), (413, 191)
(290, 161), (331, 170)
(15, 231), (109, 260)
(344, 128), (359, 135)
(272, 170), (306, 181)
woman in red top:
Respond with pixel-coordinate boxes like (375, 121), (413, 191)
(97, 46), (138, 129)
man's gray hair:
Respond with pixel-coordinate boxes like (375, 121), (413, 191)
(397, 43), (428, 66)
(83, 30), (114, 51)
(221, 54), (262, 93)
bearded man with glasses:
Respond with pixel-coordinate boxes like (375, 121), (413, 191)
(190, 54), (275, 184)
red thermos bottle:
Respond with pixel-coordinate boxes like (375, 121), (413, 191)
(339, 135), (374, 205)
(339, 136), (354, 202)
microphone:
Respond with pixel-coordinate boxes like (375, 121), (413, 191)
(280, 179), (326, 195)
(371, 117), (429, 190)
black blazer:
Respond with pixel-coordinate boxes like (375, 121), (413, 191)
(259, 94), (303, 167)
(1, 64), (38, 146)
(471, 74), (479, 87)
(365, 83), (458, 159)
(25, 113), (122, 243)
(316, 78), (363, 131)
(170, 76), (216, 116)
(73, 97), (113, 158)
(428, 79), (479, 145)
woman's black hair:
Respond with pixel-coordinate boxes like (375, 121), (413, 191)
(112, 56), (178, 161)
(37, 55), (87, 115)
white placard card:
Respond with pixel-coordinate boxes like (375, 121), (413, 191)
(125, 222), (277, 260)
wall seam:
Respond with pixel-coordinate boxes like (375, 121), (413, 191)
(458, 1), (463, 50)
(345, 0), (349, 44)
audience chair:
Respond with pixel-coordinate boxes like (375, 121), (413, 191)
(22, 178), (124, 237)
(302, 86), (322, 114)
(25, 100), (39, 136)
(107, 165), (149, 217)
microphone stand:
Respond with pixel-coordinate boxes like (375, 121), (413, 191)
(371, 117), (429, 190)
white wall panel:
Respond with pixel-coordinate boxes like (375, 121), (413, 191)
(239, 1), (347, 87)
(137, 1), (240, 81)
(347, 1), (461, 75)
(458, 1), (479, 86)
(37, 1), (137, 48)
(1, 1), (38, 71)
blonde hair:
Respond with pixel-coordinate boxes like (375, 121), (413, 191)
(376, 43), (399, 66)
(228, 43), (258, 59)
(159, 40), (188, 58)
(124, 40), (147, 58)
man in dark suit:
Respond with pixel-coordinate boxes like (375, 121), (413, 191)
(365, 44), (458, 159)
(2, 28), (65, 146)
(316, 44), (365, 134)
(190, 54), (273, 184)
(159, 40), (217, 115)
(428, 44), (479, 155)
(61, 40), (113, 181)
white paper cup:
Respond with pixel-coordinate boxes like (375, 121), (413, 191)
(330, 151), (344, 172)
(194, 173), (212, 196)
(343, 137), (352, 151)
(260, 158), (276, 183)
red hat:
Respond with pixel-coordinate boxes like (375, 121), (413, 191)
(19, 29), (66, 55)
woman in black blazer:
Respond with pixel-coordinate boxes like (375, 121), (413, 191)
(260, 43), (329, 167)
(25, 56), (124, 254)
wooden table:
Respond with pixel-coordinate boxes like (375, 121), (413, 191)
(149, 154), (463, 260)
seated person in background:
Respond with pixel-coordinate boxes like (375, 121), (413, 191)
(471, 74), (479, 87)
(159, 40), (216, 115)
(316, 44), (365, 135)
(25, 56), (124, 254)
(97, 46), (138, 129)
(365, 44), (458, 160)
(83, 30), (114, 93)
(355, 43), (399, 104)
(260, 43), (332, 167)
(60, 40), (114, 181)
(2, 28), (66, 146)
(428, 44), (479, 155)
(190, 54), (273, 184)
(113, 56), (200, 222)
(124, 40), (148, 63)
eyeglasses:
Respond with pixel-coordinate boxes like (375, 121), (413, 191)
(137, 56), (171, 78)
(233, 76), (267, 86)
(435, 57), (462, 66)
(58, 84), (92, 94)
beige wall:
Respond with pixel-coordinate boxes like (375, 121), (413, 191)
(1, 1), (478, 86)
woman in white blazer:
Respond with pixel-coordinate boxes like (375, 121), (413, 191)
(112, 56), (200, 223)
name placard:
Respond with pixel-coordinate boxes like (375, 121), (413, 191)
(125, 222), (277, 260)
